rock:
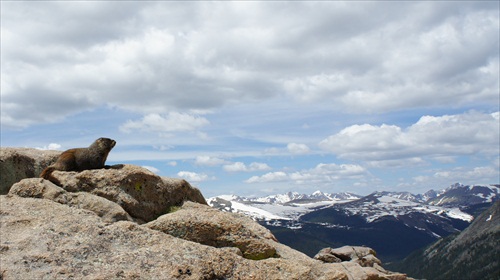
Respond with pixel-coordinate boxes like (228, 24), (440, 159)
(0, 193), (412, 280)
(0, 148), (206, 223)
(358, 253), (382, 268)
(49, 164), (207, 222)
(0, 195), (349, 280)
(316, 246), (382, 267)
(313, 246), (409, 279)
(8, 178), (133, 223)
(328, 246), (377, 262)
(145, 201), (278, 260)
(0, 148), (60, 194)
(314, 248), (342, 263)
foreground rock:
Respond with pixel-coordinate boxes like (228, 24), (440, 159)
(46, 164), (207, 222)
(2, 195), (394, 280)
(146, 201), (279, 260)
(0, 148), (60, 194)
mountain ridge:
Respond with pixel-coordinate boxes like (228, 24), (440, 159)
(387, 200), (500, 279)
(208, 183), (499, 262)
(208, 183), (498, 224)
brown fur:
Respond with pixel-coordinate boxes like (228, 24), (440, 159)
(40, 138), (116, 185)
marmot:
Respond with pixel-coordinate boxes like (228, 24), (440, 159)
(40, 137), (116, 185)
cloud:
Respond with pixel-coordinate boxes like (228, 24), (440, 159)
(282, 2), (499, 113)
(177, 171), (212, 182)
(195, 156), (227, 166)
(245, 163), (367, 184)
(223, 162), (271, 172)
(36, 143), (62, 150)
(119, 112), (209, 136)
(142, 165), (160, 173)
(412, 165), (499, 187)
(263, 143), (311, 156)
(287, 143), (310, 155)
(245, 171), (288, 183)
(1, 2), (498, 128)
(319, 111), (500, 165)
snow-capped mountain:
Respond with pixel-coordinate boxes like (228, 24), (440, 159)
(207, 183), (499, 262)
(388, 201), (500, 279)
(208, 184), (499, 224)
(217, 191), (362, 205)
(426, 183), (499, 207)
(331, 191), (473, 224)
(207, 190), (361, 221)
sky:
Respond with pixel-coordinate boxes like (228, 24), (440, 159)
(1, 1), (499, 198)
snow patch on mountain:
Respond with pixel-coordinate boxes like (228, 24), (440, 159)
(209, 184), (496, 227)
(228, 200), (289, 220)
(207, 191), (360, 221)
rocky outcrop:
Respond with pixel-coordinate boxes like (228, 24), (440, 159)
(47, 164), (207, 222)
(314, 246), (381, 267)
(9, 178), (134, 223)
(0, 147), (412, 279)
(145, 201), (279, 260)
(312, 246), (406, 279)
(0, 147), (60, 194)
(1, 195), (352, 280)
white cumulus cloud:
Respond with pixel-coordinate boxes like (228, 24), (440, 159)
(195, 156), (227, 166)
(223, 162), (271, 172)
(287, 143), (311, 155)
(245, 163), (368, 185)
(319, 111), (500, 165)
(1, 2), (497, 128)
(36, 143), (62, 150)
(245, 171), (288, 183)
(177, 171), (212, 183)
(120, 112), (209, 136)
(142, 165), (160, 173)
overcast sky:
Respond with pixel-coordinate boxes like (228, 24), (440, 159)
(1, 1), (499, 198)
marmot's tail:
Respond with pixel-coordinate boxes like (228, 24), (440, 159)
(40, 166), (61, 186)
(40, 166), (55, 179)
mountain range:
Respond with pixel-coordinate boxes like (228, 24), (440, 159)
(387, 200), (500, 279)
(208, 183), (499, 263)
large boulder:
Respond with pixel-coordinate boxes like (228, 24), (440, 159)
(47, 164), (207, 222)
(0, 148), (60, 194)
(145, 201), (279, 260)
(0, 195), (350, 280)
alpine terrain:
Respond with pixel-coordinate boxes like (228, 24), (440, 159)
(208, 183), (499, 263)
(387, 200), (500, 279)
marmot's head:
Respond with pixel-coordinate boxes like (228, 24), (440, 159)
(94, 137), (116, 151)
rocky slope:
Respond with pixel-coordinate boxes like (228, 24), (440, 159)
(387, 200), (500, 279)
(0, 147), (410, 279)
